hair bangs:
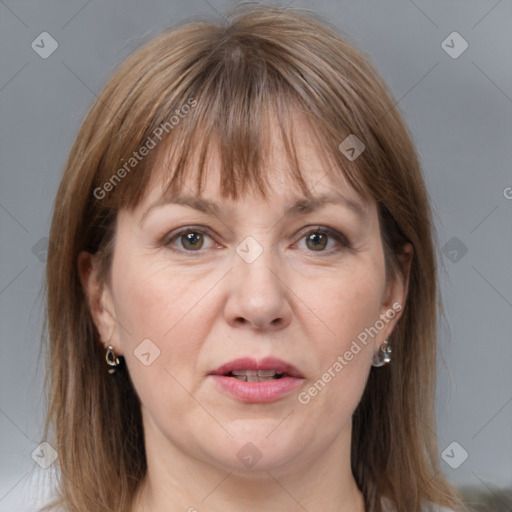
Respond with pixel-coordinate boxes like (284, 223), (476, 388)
(103, 27), (371, 213)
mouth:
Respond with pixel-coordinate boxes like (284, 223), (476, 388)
(209, 356), (304, 380)
(208, 357), (305, 403)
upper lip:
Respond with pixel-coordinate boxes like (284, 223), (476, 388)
(209, 357), (304, 378)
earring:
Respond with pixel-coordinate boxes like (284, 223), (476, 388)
(372, 339), (392, 367)
(105, 345), (120, 374)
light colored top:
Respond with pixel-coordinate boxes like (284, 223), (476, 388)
(382, 496), (459, 512)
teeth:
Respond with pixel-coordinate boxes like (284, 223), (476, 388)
(229, 369), (284, 382)
(257, 370), (280, 377)
(231, 370), (259, 376)
(231, 370), (283, 377)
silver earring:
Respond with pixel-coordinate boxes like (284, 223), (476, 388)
(105, 345), (120, 374)
(372, 339), (392, 367)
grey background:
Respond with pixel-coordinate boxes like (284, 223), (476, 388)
(1, 0), (511, 510)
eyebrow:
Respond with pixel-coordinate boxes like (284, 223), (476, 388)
(140, 192), (368, 226)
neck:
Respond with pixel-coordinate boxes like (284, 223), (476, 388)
(131, 412), (366, 512)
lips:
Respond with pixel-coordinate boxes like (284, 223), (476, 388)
(208, 357), (305, 403)
(209, 357), (304, 379)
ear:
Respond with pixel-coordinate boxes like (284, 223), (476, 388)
(378, 242), (414, 340)
(77, 251), (122, 354)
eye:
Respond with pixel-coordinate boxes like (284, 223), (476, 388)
(296, 227), (352, 255)
(163, 225), (352, 256)
(163, 227), (216, 254)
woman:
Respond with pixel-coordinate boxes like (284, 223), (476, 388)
(42, 4), (465, 511)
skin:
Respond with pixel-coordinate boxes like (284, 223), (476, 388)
(79, 116), (412, 512)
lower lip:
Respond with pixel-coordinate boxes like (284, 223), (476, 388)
(209, 375), (305, 403)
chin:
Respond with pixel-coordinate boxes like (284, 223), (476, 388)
(198, 423), (304, 474)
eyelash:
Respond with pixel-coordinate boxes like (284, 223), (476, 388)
(162, 225), (353, 257)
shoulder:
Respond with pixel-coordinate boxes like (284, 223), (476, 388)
(425, 505), (457, 512)
(381, 497), (459, 512)
(424, 505), (458, 512)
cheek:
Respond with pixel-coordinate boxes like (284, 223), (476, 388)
(297, 257), (385, 411)
(109, 260), (210, 427)
(110, 254), (219, 384)
(112, 249), (206, 340)
(307, 263), (385, 353)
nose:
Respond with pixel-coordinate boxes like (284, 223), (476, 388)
(223, 244), (292, 331)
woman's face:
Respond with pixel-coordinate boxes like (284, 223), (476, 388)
(82, 119), (409, 478)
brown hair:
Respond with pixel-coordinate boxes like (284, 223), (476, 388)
(41, 3), (464, 511)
